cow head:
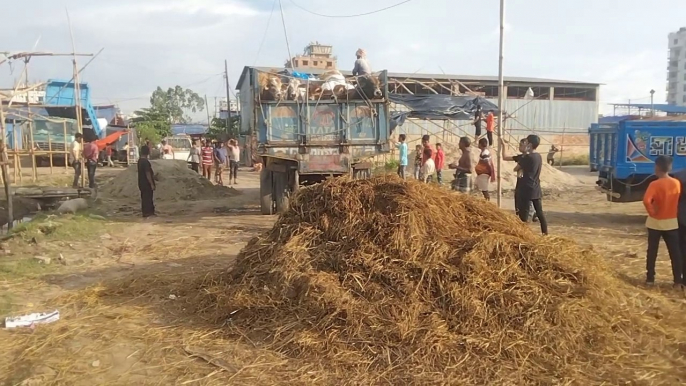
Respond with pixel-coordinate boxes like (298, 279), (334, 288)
(286, 78), (301, 100)
(358, 75), (382, 99)
(266, 76), (283, 100)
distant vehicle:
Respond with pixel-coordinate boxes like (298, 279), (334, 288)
(238, 66), (391, 215)
(590, 119), (686, 202)
(161, 135), (193, 163)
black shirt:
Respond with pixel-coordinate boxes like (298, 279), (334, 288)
(474, 111), (482, 127)
(138, 158), (154, 190)
(671, 169), (686, 225)
(513, 153), (542, 199)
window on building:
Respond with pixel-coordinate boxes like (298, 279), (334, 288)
(683, 95), (686, 103)
(313, 60), (319, 66)
(675, 39), (679, 45)
(552, 87), (597, 101)
(302, 60), (309, 66)
(507, 86), (549, 100)
(327, 61), (333, 67)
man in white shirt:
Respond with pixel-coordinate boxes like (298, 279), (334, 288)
(352, 48), (372, 77)
(420, 147), (436, 183)
(70, 133), (83, 188)
(227, 139), (240, 185)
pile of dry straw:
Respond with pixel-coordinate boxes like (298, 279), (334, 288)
(188, 176), (683, 385)
(101, 160), (239, 201)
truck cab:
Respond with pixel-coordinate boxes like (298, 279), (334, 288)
(590, 119), (686, 202)
(161, 135), (193, 162)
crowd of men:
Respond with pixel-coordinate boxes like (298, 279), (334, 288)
(395, 131), (548, 236)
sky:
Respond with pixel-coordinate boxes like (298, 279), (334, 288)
(2, 0), (685, 119)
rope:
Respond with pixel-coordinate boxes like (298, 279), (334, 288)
(287, 0), (413, 18)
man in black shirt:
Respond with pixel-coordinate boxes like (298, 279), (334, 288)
(473, 104), (483, 139)
(138, 145), (156, 218)
(500, 135), (548, 235)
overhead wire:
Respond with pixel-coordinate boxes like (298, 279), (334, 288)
(286, 0), (413, 18)
(254, 0), (278, 65)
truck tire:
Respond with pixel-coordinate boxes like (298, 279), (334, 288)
(274, 171), (289, 214)
(260, 169), (274, 215)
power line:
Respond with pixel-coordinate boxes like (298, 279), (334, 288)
(254, 0), (278, 65)
(287, 0), (413, 18)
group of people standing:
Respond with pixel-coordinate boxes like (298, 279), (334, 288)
(187, 139), (240, 186)
(394, 130), (548, 236)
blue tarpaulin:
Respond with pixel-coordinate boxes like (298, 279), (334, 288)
(389, 94), (500, 132)
(171, 124), (208, 135)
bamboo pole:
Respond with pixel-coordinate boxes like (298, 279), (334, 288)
(0, 95), (13, 229)
(29, 119), (37, 182)
(12, 122), (17, 182)
(559, 126), (566, 169)
(63, 121), (68, 171)
(48, 133), (53, 174)
(67, 9), (85, 188)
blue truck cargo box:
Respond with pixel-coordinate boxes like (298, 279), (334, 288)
(590, 119), (686, 202)
(247, 68), (391, 175)
(44, 79), (103, 139)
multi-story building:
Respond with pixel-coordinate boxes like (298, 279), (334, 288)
(667, 27), (686, 106)
(285, 41), (337, 70)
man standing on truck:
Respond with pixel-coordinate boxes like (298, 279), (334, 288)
(644, 156), (683, 288)
(352, 48), (371, 77)
(70, 133), (83, 188)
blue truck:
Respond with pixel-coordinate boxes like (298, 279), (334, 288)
(237, 67), (391, 214)
(590, 119), (686, 202)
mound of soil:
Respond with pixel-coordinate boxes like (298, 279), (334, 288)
(101, 160), (239, 201)
(184, 176), (683, 385)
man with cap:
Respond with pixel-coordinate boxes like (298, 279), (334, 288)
(352, 48), (372, 77)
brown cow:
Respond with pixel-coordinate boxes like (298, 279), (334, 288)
(258, 71), (283, 100)
(355, 74), (383, 99)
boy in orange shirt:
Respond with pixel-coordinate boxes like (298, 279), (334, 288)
(643, 155), (683, 287)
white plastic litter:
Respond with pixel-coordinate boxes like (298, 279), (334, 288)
(5, 310), (60, 329)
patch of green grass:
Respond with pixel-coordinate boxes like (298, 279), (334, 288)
(557, 154), (590, 166)
(0, 292), (17, 315)
(9, 209), (110, 241)
(0, 258), (50, 281)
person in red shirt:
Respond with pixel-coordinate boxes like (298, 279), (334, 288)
(643, 155), (683, 288)
(421, 134), (434, 165)
(485, 111), (495, 146)
(200, 140), (214, 180)
(434, 143), (445, 185)
(82, 137), (99, 189)
(105, 143), (115, 167)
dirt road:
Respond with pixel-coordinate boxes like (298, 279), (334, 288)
(0, 167), (683, 385)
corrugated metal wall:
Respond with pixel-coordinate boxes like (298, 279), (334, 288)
(488, 99), (597, 135)
(391, 99), (597, 137)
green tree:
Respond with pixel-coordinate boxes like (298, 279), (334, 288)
(206, 116), (239, 141)
(149, 86), (205, 124)
(132, 85), (206, 141)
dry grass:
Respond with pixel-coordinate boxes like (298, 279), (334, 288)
(2, 176), (686, 385)
(172, 176), (684, 385)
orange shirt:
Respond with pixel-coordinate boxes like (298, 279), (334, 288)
(485, 113), (495, 133)
(643, 176), (681, 230)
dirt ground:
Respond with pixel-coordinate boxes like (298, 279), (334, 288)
(0, 165), (684, 385)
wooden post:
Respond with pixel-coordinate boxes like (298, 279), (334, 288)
(12, 122), (18, 182)
(0, 96), (14, 229)
(63, 121), (68, 171)
(48, 133), (53, 174)
(559, 126), (566, 169)
(29, 119), (37, 182)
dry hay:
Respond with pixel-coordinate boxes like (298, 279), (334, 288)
(174, 176), (685, 385)
(101, 160), (239, 202)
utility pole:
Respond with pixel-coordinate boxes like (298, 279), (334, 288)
(204, 94), (211, 126)
(224, 60), (232, 135)
(496, 0), (506, 208)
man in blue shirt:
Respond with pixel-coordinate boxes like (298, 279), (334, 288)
(396, 134), (408, 180)
(213, 142), (228, 186)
